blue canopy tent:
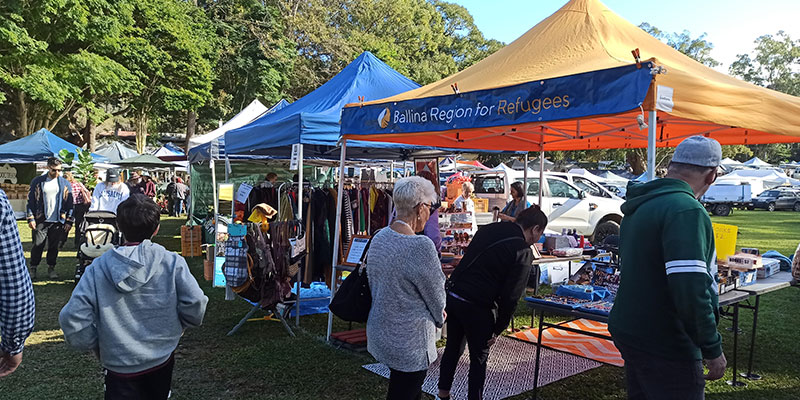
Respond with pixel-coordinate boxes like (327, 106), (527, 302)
(0, 129), (107, 163)
(95, 141), (139, 163)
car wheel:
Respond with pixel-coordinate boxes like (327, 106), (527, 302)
(592, 220), (620, 244)
(768, 202), (776, 212)
(714, 204), (732, 217)
(794, 202), (800, 212)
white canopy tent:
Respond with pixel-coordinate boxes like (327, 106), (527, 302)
(742, 157), (773, 169)
(187, 100), (269, 150)
(715, 169), (800, 195)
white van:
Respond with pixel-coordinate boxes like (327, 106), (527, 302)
(470, 170), (624, 243)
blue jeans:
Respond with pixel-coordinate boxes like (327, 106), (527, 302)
(173, 199), (184, 216)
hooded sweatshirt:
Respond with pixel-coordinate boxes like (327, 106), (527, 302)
(608, 178), (721, 361)
(59, 240), (208, 373)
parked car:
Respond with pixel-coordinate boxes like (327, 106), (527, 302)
(470, 170), (624, 243)
(752, 189), (800, 211)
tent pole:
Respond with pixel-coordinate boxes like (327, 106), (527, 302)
(297, 144), (304, 220)
(390, 161), (394, 183)
(647, 111), (657, 181)
(327, 139), (347, 342)
(523, 153), (529, 202)
(539, 150), (545, 207)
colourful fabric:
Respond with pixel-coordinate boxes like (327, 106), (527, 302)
(511, 319), (623, 367)
(71, 181), (88, 204)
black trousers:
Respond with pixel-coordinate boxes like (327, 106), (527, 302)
(30, 222), (64, 267)
(387, 368), (427, 400)
(438, 295), (495, 400)
(614, 340), (705, 400)
(105, 355), (175, 400)
(73, 203), (90, 247)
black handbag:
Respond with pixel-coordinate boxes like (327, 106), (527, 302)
(329, 230), (380, 323)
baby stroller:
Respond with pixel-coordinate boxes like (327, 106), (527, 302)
(75, 211), (122, 282)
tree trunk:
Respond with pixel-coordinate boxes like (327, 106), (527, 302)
(185, 110), (197, 152)
(135, 111), (148, 154)
(84, 118), (96, 152)
(16, 91), (28, 135)
(626, 149), (647, 175)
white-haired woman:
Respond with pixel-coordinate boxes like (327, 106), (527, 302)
(367, 176), (447, 400)
(453, 181), (477, 232)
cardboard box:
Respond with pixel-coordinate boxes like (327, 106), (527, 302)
(736, 269), (758, 287)
(544, 235), (572, 251)
(757, 258), (780, 279)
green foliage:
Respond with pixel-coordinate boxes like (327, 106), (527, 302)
(721, 144), (754, 161)
(280, 0), (501, 99)
(56, 147), (97, 188)
(197, 0), (295, 123)
(730, 31), (800, 96)
(0, 0), (136, 134)
(57, 149), (74, 165)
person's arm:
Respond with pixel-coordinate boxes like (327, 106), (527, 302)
(493, 245), (533, 335)
(0, 192), (35, 375)
(662, 208), (723, 360)
(58, 266), (100, 352)
(423, 210), (442, 252)
(25, 179), (37, 228)
(173, 256), (208, 329)
(413, 242), (447, 328)
(498, 202), (516, 221)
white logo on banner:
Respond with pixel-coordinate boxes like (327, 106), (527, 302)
(656, 85), (674, 112)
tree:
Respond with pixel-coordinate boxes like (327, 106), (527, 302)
(114, 0), (217, 153)
(639, 23), (720, 67)
(721, 145), (753, 162)
(729, 31), (800, 96)
(278, 0), (501, 99)
(730, 31), (800, 163)
(196, 0), (295, 130)
(0, 0), (136, 136)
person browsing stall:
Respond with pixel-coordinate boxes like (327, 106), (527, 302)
(497, 181), (530, 222)
(26, 157), (74, 279)
(64, 171), (91, 249)
(0, 189), (35, 378)
(437, 205), (547, 400)
(453, 181), (477, 232)
(90, 169), (130, 213)
(367, 176), (446, 400)
(609, 136), (727, 399)
(59, 194), (208, 400)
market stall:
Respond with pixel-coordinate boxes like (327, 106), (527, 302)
(0, 129), (108, 218)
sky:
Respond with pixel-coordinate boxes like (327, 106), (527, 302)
(449, 0), (800, 72)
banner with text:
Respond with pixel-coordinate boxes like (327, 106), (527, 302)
(341, 63), (654, 137)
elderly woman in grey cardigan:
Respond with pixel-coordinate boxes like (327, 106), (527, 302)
(367, 176), (446, 400)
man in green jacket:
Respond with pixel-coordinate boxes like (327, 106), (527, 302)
(609, 136), (727, 399)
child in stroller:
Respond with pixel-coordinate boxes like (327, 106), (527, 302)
(75, 211), (122, 281)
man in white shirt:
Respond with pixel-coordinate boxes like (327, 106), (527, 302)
(90, 169), (130, 213)
(26, 157), (74, 279)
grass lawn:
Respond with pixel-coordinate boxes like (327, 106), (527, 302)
(1, 210), (798, 399)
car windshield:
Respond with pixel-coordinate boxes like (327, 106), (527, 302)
(760, 190), (780, 197)
(472, 175), (505, 194)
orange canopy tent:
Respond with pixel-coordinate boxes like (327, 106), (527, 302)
(340, 0), (800, 178)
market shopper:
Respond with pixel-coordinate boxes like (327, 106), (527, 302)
(417, 170), (442, 252)
(90, 169), (130, 213)
(437, 205), (547, 400)
(172, 178), (189, 216)
(453, 181), (477, 231)
(141, 173), (157, 200)
(64, 171), (91, 248)
(497, 181), (530, 222)
(126, 171), (144, 195)
(26, 157), (74, 279)
(366, 176), (446, 400)
(59, 194), (208, 399)
(259, 172), (278, 188)
(609, 135), (727, 399)
(0, 189), (36, 378)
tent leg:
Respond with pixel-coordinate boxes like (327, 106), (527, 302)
(647, 111), (657, 181)
(523, 153), (529, 203)
(538, 150), (545, 207)
(296, 145), (304, 327)
(327, 139), (347, 342)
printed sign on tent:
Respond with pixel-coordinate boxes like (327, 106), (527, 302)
(235, 182), (253, 203)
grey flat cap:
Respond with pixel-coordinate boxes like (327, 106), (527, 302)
(671, 136), (722, 167)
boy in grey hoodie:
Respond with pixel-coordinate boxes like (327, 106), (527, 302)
(59, 194), (208, 399)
